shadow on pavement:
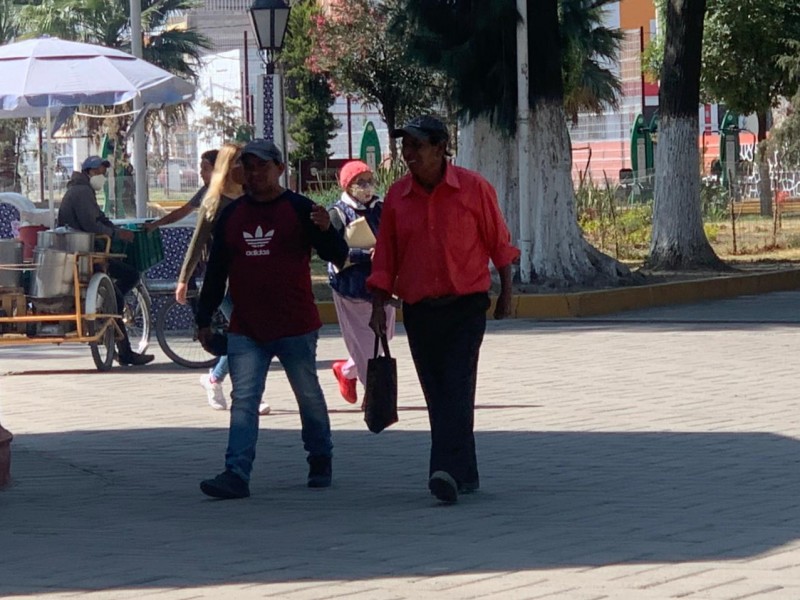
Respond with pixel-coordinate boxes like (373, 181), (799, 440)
(2, 427), (799, 594)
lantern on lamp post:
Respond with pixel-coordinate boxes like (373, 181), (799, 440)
(249, 0), (291, 145)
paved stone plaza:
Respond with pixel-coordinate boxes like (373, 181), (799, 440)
(2, 291), (800, 599)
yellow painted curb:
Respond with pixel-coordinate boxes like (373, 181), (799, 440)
(317, 269), (800, 324)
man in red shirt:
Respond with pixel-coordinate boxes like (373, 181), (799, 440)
(368, 115), (519, 505)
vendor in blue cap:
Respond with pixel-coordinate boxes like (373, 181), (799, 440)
(58, 155), (154, 366)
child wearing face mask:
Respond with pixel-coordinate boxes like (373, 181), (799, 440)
(328, 160), (396, 407)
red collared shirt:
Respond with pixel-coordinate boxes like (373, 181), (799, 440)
(367, 163), (519, 304)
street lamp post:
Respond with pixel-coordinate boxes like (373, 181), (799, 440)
(249, 0), (290, 185)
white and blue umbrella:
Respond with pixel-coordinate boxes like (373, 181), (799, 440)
(0, 37), (194, 111)
(0, 36), (195, 223)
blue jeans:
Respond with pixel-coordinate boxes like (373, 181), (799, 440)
(224, 330), (333, 482)
(210, 293), (233, 382)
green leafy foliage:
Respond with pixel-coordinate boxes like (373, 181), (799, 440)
(311, 0), (443, 158)
(400, 0), (623, 134)
(398, 0), (519, 133)
(373, 159), (407, 194)
(16, 0), (211, 83)
(575, 177), (651, 260)
(700, 179), (731, 220)
(701, 0), (800, 116)
(641, 0), (666, 82)
(560, 0), (623, 124)
(196, 98), (252, 145)
(282, 1), (338, 168)
(577, 175), (731, 260)
(770, 91), (800, 168)
(305, 185), (340, 208)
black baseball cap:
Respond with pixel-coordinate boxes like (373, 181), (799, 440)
(390, 115), (449, 143)
(241, 139), (283, 164)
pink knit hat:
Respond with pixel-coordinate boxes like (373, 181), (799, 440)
(338, 160), (372, 189)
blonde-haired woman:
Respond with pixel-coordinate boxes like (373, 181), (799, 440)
(175, 142), (267, 415)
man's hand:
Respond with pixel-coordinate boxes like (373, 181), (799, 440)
(175, 282), (188, 305)
(143, 222), (158, 233)
(369, 289), (391, 336)
(116, 229), (134, 243)
(310, 204), (330, 231)
(197, 326), (214, 353)
(493, 290), (513, 320)
(369, 301), (387, 337)
(494, 264), (513, 320)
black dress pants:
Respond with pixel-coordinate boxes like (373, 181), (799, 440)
(402, 292), (490, 487)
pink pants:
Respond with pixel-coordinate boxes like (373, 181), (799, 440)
(333, 290), (396, 386)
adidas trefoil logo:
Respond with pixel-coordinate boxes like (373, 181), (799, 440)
(243, 225), (274, 256)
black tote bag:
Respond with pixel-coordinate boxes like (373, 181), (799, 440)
(363, 334), (398, 434)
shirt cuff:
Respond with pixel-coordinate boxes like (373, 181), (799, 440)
(366, 272), (392, 295)
(492, 246), (521, 268)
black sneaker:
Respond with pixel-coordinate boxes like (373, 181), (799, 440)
(429, 471), (458, 504)
(200, 470), (250, 499)
(307, 455), (332, 488)
(117, 351), (155, 366)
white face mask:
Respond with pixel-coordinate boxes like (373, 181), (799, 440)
(349, 183), (375, 203)
(89, 174), (106, 191)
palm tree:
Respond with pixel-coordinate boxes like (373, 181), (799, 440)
(560, 0), (623, 124)
(17, 0), (210, 82)
(401, 0), (630, 286)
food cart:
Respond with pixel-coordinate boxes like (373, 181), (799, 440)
(0, 233), (125, 370)
(0, 222), (164, 370)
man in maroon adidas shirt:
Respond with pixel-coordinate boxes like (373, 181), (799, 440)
(195, 139), (348, 500)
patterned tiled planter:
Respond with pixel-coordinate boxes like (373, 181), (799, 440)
(0, 424), (11, 489)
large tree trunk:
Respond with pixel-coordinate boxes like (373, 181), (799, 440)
(481, 0), (628, 288)
(647, 0), (725, 270)
(529, 101), (629, 285)
(456, 117), (518, 238)
(458, 109), (631, 289)
(650, 115), (722, 268)
(756, 111), (772, 217)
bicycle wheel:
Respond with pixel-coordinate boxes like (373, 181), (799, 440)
(85, 273), (117, 371)
(156, 296), (219, 368)
(123, 282), (151, 354)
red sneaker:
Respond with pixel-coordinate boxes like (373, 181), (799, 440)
(332, 360), (358, 404)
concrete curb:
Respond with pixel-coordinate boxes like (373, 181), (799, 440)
(317, 269), (800, 324)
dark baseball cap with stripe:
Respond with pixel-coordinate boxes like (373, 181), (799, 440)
(390, 115), (449, 143)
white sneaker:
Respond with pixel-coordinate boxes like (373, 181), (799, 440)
(258, 402), (271, 415)
(200, 371), (227, 410)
